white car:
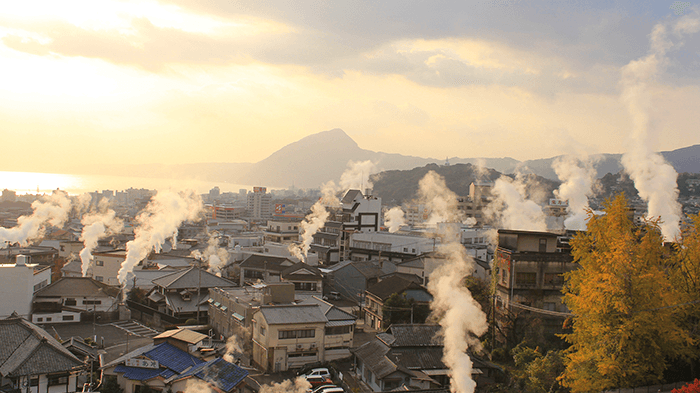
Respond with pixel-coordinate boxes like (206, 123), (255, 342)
(304, 368), (332, 380)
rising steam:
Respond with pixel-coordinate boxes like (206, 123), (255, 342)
(80, 206), (124, 276)
(620, 10), (700, 240)
(418, 171), (488, 393)
(553, 156), (595, 231)
(340, 160), (376, 191)
(259, 377), (311, 393)
(384, 206), (406, 233)
(0, 191), (72, 247)
(486, 176), (547, 231)
(288, 184), (340, 260)
(191, 232), (229, 276)
(117, 190), (203, 285)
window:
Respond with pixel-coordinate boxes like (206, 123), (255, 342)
(95, 276), (104, 282)
(64, 299), (77, 306)
(62, 315), (74, 321)
(95, 260), (104, 266)
(543, 302), (556, 311)
(83, 300), (102, 305)
(260, 326), (266, 336)
(294, 282), (317, 291)
(48, 374), (68, 386)
(515, 272), (537, 286)
(46, 317), (51, 322)
(325, 325), (351, 335)
(539, 238), (547, 253)
(37, 318), (43, 322)
(278, 329), (315, 339)
(544, 273), (564, 286)
(30, 378), (39, 387)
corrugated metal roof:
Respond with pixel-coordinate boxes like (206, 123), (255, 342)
(153, 328), (207, 344)
(173, 358), (249, 392)
(143, 342), (203, 373)
(34, 277), (120, 298)
(385, 325), (443, 347)
(152, 267), (236, 290)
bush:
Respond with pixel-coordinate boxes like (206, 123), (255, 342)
(673, 379), (700, 393)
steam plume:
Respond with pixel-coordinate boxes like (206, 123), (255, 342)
(418, 171), (488, 393)
(384, 207), (406, 233)
(118, 190), (203, 285)
(184, 378), (213, 393)
(553, 156), (595, 230)
(486, 176), (547, 231)
(340, 160), (376, 191)
(222, 333), (244, 363)
(191, 232), (229, 276)
(620, 10), (700, 240)
(80, 207), (124, 276)
(288, 183), (340, 260)
(259, 377), (311, 393)
(0, 191), (72, 247)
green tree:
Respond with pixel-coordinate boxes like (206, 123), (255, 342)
(382, 293), (429, 326)
(561, 194), (692, 392)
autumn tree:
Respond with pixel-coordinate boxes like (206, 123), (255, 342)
(561, 194), (693, 392)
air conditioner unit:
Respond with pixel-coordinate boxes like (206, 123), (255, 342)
(310, 343), (317, 349)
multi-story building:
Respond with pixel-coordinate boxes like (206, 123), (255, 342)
(91, 249), (127, 286)
(493, 229), (577, 340)
(310, 189), (382, 265)
(207, 204), (246, 221)
(246, 187), (272, 220)
(0, 255), (52, 319)
(263, 219), (301, 244)
(363, 274), (432, 331)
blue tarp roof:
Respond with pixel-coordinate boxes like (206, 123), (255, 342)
(113, 365), (177, 381)
(174, 358), (249, 392)
(143, 342), (203, 373)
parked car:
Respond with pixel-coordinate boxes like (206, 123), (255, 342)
(305, 376), (333, 387)
(315, 387), (343, 393)
(303, 368), (332, 380)
(309, 384), (337, 393)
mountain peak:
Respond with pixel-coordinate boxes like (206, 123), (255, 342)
(292, 128), (358, 149)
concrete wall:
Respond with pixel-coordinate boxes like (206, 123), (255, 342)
(0, 263), (37, 319)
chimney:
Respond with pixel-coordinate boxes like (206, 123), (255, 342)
(16, 254), (29, 266)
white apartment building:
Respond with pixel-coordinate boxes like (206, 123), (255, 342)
(0, 255), (52, 319)
(247, 187), (272, 220)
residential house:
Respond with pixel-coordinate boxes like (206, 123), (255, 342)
(102, 342), (248, 393)
(353, 324), (499, 392)
(153, 328), (208, 355)
(32, 277), (120, 324)
(281, 263), (323, 295)
(251, 304), (328, 372)
(493, 229), (577, 340)
(145, 267), (237, 324)
(324, 260), (387, 304)
(0, 255), (52, 320)
(90, 249), (127, 286)
(349, 232), (435, 264)
(298, 296), (357, 361)
(0, 316), (84, 393)
(236, 254), (295, 286)
(208, 283), (295, 338)
(363, 274), (432, 331)
(263, 220), (301, 244)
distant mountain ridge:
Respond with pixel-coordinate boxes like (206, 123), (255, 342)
(85, 129), (700, 189)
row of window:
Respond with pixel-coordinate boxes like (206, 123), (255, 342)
(64, 299), (102, 306)
(279, 329), (315, 339)
(36, 315), (74, 322)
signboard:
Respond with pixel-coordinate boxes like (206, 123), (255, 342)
(253, 187), (267, 193)
(125, 358), (159, 369)
(275, 204), (286, 214)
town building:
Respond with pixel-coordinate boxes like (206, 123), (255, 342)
(493, 229), (577, 340)
(235, 253), (296, 286)
(263, 219), (301, 244)
(246, 187), (272, 221)
(31, 276), (120, 324)
(0, 255), (52, 319)
(101, 341), (248, 393)
(0, 316), (84, 393)
(324, 260), (387, 304)
(363, 274), (432, 331)
(353, 324), (499, 392)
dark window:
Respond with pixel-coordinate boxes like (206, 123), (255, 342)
(325, 325), (351, 335)
(544, 273), (564, 286)
(62, 315), (74, 321)
(515, 272), (537, 286)
(64, 299), (77, 306)
(279, 329), (315, 339)
(539, 238), (547, 253)
(95, 260), (104, 266)
(83, 300), (102, 305)
(48, 374), (68, 386)
(30, 378), (39, 387)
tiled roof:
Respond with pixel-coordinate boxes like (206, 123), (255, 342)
(0, 317), (83, 377)
(152, 267), (236, 290)
(153, 328), (207, 344)
(257, 304), (327, 325)
(113, 365), (176, 381)
(366, 275), (427, 301)
(239, 254), (294, 272)
(143, 342), (203, 373)
(34, 277), (120, 298)
(298, 296), (356, 322)
(383, 325), (443, 347)
(172, 358), (248, 392)
(281, 263), (322, 280)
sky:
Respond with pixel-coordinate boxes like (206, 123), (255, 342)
(1, 1), (699, 174)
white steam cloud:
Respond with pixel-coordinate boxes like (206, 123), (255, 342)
(0, 191), (72, 247)
(553, 156), (595, 231)
(80, 207), (124, 276)
(384, 207), (406, 233)
(222, 333), (244, 363)
(289, 160), (375, 260)
(486, 176), (547, 231)
(289, 184), (340, 260)
(259, 377), (311, 393)
(620, 10), (700, 240)
(117, 190), (203, 285)
(191, 232), (229, 276)
(418, 171), (488, 393)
